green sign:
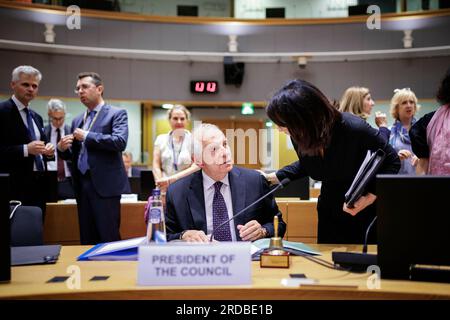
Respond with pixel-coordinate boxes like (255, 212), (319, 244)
(241, 102), (254, 115)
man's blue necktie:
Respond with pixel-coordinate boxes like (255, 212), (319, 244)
(23, 107), (44, 171)
(212, 181), (232, 241)
(77, 110), (96, 175)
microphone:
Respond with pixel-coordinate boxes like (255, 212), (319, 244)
(331, 215), (378, 272)
(210, 178), (290, 242)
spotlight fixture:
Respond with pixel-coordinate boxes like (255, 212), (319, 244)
(44, 23), (55, 44)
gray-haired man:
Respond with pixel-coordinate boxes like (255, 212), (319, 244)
(44, 99), (74, 199)
(0, 65), (55, 215)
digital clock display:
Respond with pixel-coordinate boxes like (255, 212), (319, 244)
(190, 81), (219, 94)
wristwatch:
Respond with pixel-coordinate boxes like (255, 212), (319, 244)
(179, 230), (187, 240)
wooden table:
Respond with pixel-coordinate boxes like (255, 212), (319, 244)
(1, 244), (449, 300)
(44, 199), (319, 245)
(44, 202), (147, 245)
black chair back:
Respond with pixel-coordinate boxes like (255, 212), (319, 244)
(10, 204), (43, 247)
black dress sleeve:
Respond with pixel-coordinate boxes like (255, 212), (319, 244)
(275, 138), (308, 182)
(378, 126), (390, 142)
(410, 111), (435, 159)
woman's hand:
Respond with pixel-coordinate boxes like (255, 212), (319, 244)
(375, 111), (388, 128)
(256, 170), (279, 186)
(343, 193), (377, 216)
(156, 177), (171, 190)
(398, 149), (412, 160)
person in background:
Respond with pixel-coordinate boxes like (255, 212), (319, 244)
(45, 99), (75, 199)
(58, 72), (129, 244)
(152, 104), (199, 191)
(122, 151), (140, 177)
(263, 79), (400, 244)
(0, 65), (55, 215)
(388, 88), (420, 175)
(339, 86), (390, 141)
(410, 68), (450, 175)
(165, 123), (285, 242)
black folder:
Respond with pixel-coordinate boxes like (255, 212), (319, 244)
(345, 149), (386, 208)
(11, 245), (61, 266)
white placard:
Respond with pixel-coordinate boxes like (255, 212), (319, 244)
(137, 242), (252, 286)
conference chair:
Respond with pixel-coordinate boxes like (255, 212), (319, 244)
(10, 202), (43, 246)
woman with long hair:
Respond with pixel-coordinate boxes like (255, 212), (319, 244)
(264, 79), (400, 244)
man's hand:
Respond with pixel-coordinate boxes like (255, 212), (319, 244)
(43, 143), (55, 157)
(181, 230), (210, 243)
(27, 140), (45, 155)
(73, 128), (86, 141)
(343, 193), (377, 216)
(58, 134), (73, 151)
(237, 220), (265, 241)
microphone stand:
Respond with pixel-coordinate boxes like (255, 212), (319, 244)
(331, 215), (378, 272)
(210, 178), (290, 242)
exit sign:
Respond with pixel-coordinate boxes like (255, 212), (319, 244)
(190, 81), (219, 94)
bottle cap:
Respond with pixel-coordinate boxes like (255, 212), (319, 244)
(152, 188), (161, 196)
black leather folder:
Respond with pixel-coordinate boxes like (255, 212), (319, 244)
(11, 245), (61, 266)
(345, 149), (386, 208)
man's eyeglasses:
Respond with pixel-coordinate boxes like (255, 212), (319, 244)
(74, 84), (96, 94)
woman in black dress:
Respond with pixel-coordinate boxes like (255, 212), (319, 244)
(264, 79), (400, 244)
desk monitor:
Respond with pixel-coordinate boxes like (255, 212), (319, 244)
(0, 174), (11, 282)
(273, 176), (310, 200)
(376, 175), (450, 281)
(128, 177), (141, 196)
(140, 170), (156, 201)
(42, 171), (58, 203)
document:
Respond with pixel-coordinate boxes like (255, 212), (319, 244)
(251, 238), (320, 258)
(345, 149), (386, 208)
(78, 237), (146, 261)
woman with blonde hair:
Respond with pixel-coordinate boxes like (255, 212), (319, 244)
(388, 88), (420, 174)
(339, 86), (390, 141)
(153, 104), (199, 191)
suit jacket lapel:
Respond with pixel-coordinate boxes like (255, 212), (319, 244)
(90, 104), (109, 132)
(10, 99), (30, 141)
(229, 167), (246, 235)
(187, 171), (207, 233)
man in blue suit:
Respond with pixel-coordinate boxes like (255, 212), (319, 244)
(58, 72), (129, 244)
(165, 123), (286, 242)
(0, 65), (55, 215)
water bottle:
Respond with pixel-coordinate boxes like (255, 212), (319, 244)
(145, 188), (167, 244)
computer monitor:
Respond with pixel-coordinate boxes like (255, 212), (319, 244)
(42, 171), (58, 203)
(273, 176), (310, 200)
(128, 177), (141, 195)
(140, 170), (156, 201)
(0, 174), (11, 282)
(376, 175), (450, 281)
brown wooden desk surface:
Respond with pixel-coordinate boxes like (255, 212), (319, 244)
(1, 244), (449, 300)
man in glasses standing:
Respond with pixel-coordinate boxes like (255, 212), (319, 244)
(58, 72), (129, 244)
(0, 65), (55, 216)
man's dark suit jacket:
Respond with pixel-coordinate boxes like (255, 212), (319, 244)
(59, 104), (129, 197)
(0, 98), (52, 204)
(165, 166), (286, 241)
(0, 98), (50, 174)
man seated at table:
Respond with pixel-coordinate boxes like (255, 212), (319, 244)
(165, 123), (286, 242)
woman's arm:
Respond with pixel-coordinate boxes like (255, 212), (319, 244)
(156, 162), (200, 190)
(416, 158), (429, 175)
(152, 145), (163, 181)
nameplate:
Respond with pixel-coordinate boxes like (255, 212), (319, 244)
(137, 242), (251, 286)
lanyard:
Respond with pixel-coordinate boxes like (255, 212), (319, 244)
(170, 131), (185, 171)
(82, 109), (101, 131)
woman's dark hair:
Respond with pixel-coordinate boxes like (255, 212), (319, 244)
(266, 79), (341, 156)
(436, 67), (450, 105)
